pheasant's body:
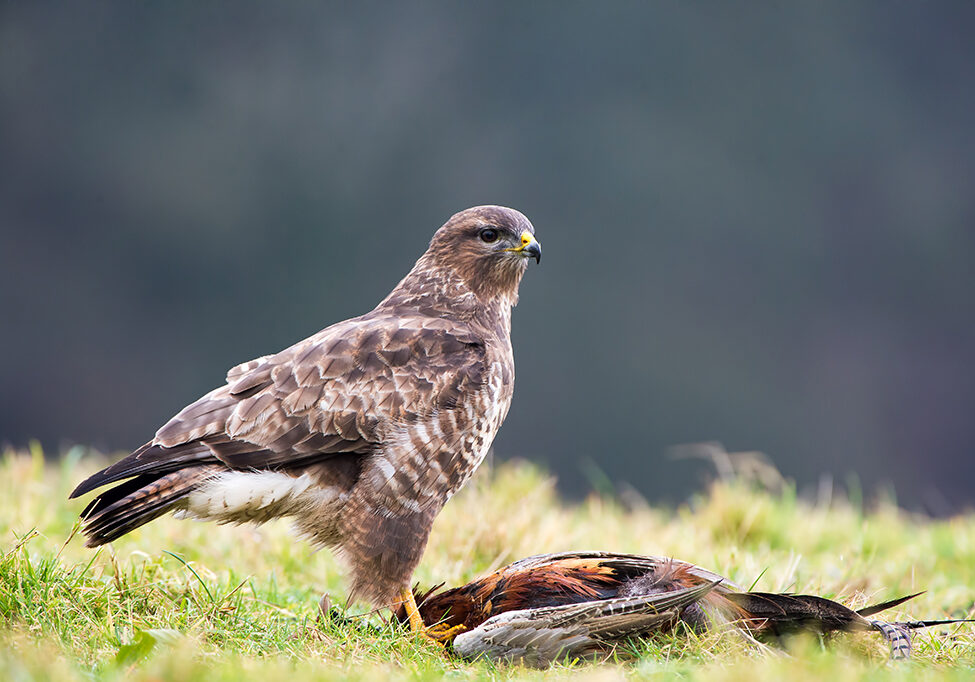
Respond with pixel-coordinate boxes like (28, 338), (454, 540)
(398, 552), (969, 666)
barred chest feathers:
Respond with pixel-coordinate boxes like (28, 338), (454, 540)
(443, 355), (514, 499)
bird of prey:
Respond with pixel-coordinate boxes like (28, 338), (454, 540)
(398, 551), (971, 665)
(70, 205), (541, 637)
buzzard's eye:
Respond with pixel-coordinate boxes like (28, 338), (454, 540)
(479, 228), (499, 243)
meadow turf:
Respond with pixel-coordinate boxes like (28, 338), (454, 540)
(1, 445), (973, 681)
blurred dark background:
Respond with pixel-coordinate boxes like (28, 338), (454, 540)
(2, 3), (973, 512)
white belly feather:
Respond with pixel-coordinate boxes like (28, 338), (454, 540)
(177, 470), (346, 525)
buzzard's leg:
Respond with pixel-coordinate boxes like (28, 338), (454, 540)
(399, 587), (427, 633)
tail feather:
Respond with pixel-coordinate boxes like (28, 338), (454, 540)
(874, 615), (975, 660)
(724, 592), (872, 634)
(856, 592), (924, 617)
(872, 621), (913, 659)
(80, 465), (219, 546)
(893, 618), (975, 629)
(79, 472), (168, 520)
(726, 590), (973, 660)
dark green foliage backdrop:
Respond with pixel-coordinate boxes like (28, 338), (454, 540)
(2, 3), (973, 510)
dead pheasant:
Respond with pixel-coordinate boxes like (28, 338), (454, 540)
(395, 551), (971, 666)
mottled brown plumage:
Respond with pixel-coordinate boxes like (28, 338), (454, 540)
(71, 206), (541, 611)
(401, 551), (970, 665)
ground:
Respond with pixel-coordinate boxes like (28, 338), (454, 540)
(1, 444), (973, 681)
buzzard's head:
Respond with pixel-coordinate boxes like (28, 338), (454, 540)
(428, 205), (541, 300)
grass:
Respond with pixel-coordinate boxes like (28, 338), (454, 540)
(1, 444), (973, 681)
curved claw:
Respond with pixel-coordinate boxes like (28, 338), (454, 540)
(427, 621), (468, 644)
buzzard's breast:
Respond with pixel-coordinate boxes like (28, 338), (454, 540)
(439, 358), (513, 498)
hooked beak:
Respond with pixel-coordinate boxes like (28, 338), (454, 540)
(507, 232), (542, 264)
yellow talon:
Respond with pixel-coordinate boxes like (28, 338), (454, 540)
(427, 621), (468, 643)
(397, 588), (468, 646)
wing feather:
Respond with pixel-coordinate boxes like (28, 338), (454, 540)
(71, 313), (485, 501)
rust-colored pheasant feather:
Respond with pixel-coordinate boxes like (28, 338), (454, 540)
(70, 206), (541, 623)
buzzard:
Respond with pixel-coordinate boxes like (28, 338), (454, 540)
(70, 205), (541, 637)
(400, 551), (970, 665)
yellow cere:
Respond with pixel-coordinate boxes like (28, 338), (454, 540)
(508, 232), (535, 252)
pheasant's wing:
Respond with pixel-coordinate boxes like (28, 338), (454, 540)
(451, 580), (719, 666)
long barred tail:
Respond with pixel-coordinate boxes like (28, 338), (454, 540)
(872, 621), (913, 659)
(725, 590), (975, 659)
(873, 617), (975, 660)
(78, 465), (220, 546)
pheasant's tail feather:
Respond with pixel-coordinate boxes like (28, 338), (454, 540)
(872, 621), (914, 659)
(856, 592), (925, 617)
(724, 591), (873, 635)
(859, 593), (972, 660)
(894, 618), (975, 629)
(880, 614), (975, 660)
(726, 590), (972, 660)
(79, 465), (219, 546)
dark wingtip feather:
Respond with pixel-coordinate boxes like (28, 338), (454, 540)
(70, 441), (219, 500)
(69, 442), (158, 499)
(70, 471), (110, 499)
